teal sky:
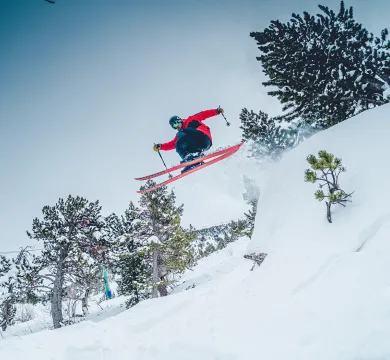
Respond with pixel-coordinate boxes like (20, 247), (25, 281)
(1, 0), (389, 252)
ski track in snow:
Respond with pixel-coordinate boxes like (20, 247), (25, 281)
(291, 255), (338, 296)
(356, 213), (390, 252)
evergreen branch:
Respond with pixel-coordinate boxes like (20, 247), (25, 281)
(321, 95), (388, 105)
(335, 168), (343, 184)
(29, 285), (53, 292)
(37, 274), (55, 283)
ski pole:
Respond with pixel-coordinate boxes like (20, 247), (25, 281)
(218, 105), (230, 126)
(156, 148), (173, 179)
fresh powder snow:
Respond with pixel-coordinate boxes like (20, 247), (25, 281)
(1, 104), (390, 359)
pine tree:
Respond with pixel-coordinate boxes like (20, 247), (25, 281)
(239, 108), (300, 160)
(0, 296), (16, 332)
(192, 223), (230, 259)
(106, 202), (152, 308)
(305, 150), (353, 223)
(242, 176), (260, 238)
(217, 219), (248, 250)
(138, 180), (195, 297)
(117, 252), (150, 308)
(250, 1), (390, 128)
(244, 203), (257, 238)
(105, 201), (142, 257)
(18, 195), (106, 328)
(159, 217), (196, 286)
(0, 256), (11, 279)
(0, 255), (16, 332)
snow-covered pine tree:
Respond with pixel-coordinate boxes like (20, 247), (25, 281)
(243, 206), (257, 238)
(138, 180), (195, 297)
(106, 202), (152, 308)
(105, 201), (145, 262)
(159, 216), (196, 285)
(242, 176), (260, 238)
(239, 108), (299, 160)
(17, 195), (106, 328)
(217, 219), (248, 250)
(0, 256), (10, 279)
(0, 294), (16, 332)
(191, 223), (229, 259)
(117, 252), (150, 308)
(250, 1), (390, 128)
(0, 255), (16, 332)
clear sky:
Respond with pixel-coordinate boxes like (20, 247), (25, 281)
(1, 0), (389, 252)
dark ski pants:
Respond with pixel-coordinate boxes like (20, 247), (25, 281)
(176, 128), (212, 160)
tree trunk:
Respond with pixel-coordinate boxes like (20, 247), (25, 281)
(82, 288), (90, 316)
(151, 248), (159, 298)
(326, 201), (332, 223)
(71, 300), (77, 320)
(156, 251), (168, 297)
(157, 282), (168, 297)
(51, 263), (64, 329)
(0, 299), (13, 331)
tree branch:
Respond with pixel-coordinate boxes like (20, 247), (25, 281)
(321, 95), (388, 105)
(38, 275), (55, 284)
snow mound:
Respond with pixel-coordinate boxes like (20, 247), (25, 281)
(172, 237), (249, 293)
(249, 103), (390, 256)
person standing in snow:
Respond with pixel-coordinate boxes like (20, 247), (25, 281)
(153, 106), (224, 171)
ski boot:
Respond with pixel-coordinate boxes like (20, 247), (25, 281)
(180, 152), (205, 173)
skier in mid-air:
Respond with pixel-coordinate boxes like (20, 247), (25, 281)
(135, 106), (241, 193)
(153, 106), (224, 172)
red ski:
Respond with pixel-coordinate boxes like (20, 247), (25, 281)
(135, 142), (244, 181)
(136, 145), (242, 194)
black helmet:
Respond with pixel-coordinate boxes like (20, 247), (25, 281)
(169, 115), (182, 129)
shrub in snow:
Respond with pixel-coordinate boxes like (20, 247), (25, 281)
(305, 150), (353, 223)
(243, 253), (268, 271)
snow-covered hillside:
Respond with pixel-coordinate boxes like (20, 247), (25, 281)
(2, 105), (390, 360)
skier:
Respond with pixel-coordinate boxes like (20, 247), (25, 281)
(153, 107), (224, 172)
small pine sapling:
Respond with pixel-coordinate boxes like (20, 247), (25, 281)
(305, 150), (353, 223)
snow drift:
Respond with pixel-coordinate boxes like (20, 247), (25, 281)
(1, 105), (390, 360)
(249, 103), (390, 256)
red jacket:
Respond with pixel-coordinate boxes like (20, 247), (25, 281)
(160, 109), (219, 151)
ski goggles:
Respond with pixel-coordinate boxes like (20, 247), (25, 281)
(170, 118), (182, 129)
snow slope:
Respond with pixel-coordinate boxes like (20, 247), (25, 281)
(249, 103), (390, 256)
(2, 105), (390, 359)
(1, 295), (129, 339)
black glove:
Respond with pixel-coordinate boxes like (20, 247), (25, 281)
(153, 144), (162, 152)
(217, 106), (224, 115)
